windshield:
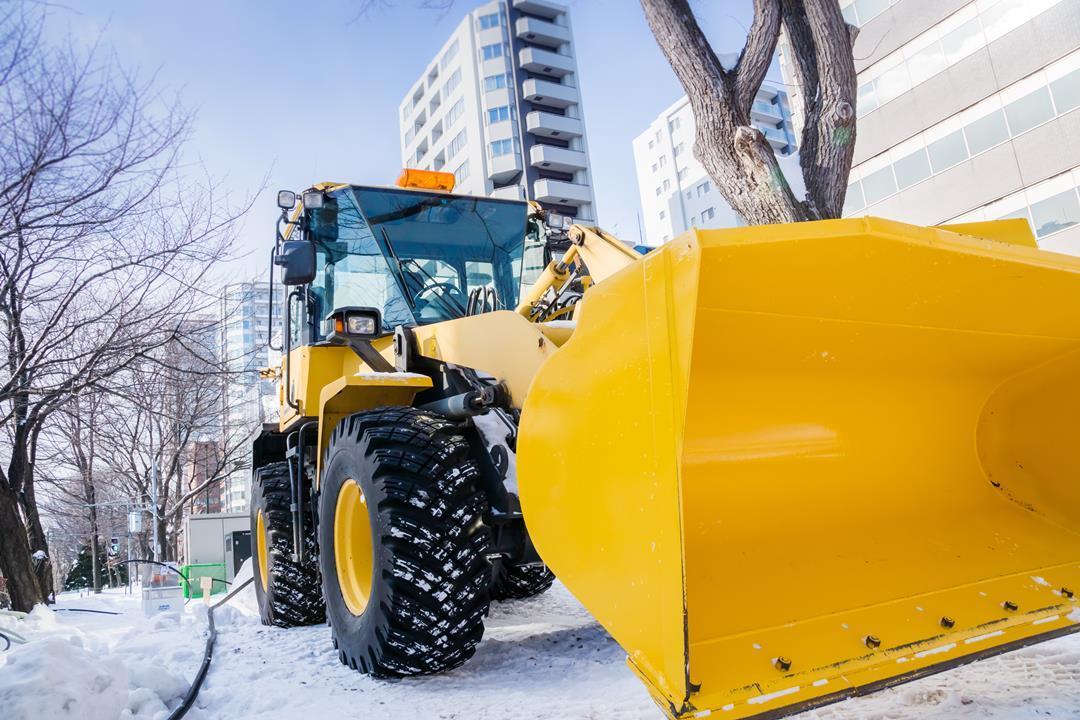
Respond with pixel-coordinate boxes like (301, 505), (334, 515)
(307, 186), (528, 335)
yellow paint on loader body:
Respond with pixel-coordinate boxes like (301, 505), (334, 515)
(517, 217), (1080, 719)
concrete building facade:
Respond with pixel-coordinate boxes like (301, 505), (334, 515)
(779, 0), (1080, 254)
(219, 281), (283, 512)
(632, 84), (799, 246)
(399, 0), (597, 222)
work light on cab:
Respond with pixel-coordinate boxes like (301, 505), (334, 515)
(324, 307), (382, 341)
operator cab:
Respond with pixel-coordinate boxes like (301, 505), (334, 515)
(295, 183), (529, 344)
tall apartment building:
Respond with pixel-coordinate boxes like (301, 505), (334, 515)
(219, 281), (283, 512)
(399, 0), (597, 222)
(632, 84), (799, 246)
(779, 0), (1080, 254)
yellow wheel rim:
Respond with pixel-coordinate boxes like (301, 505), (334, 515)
(256, 509), (269, 592)
(334, 478), (375, 616)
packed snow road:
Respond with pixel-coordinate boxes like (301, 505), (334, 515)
(3, 570), (1080, 719)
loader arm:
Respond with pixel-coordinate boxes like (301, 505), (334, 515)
(515, 224), (640, 321)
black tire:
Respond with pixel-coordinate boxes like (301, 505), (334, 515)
(251, 462), (325, 627)
(319, 407), (492, 677)
(491, 563), (555, 601)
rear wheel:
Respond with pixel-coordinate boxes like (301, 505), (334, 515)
(492, 562), (555, 601)
(319, 407), (492, 676)
(251, 462), (325, 627)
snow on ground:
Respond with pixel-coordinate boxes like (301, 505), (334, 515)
(3, 567), (1080, 720)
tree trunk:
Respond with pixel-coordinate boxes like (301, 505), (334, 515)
(0, 480), (43, 611)
(640, 0), (858, 223)
(89, 503), (102, 593)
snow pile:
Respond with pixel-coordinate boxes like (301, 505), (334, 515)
(223, 558), (260, 617)
(0, 594), (203, 719)
(1, 634), (129, 719)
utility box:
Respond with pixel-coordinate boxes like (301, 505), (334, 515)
(183, 513), (251, 582)
(140, 563), (183, 616)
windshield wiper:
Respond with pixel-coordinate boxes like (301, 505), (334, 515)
(378, 227), (417, 310)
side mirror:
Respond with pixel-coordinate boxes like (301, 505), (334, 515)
(274, 241), (316, 286)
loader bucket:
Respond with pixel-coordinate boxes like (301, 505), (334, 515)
(517, 217), (1080, 720)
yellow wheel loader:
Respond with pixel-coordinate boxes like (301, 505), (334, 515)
(250, 170), (1080, 719)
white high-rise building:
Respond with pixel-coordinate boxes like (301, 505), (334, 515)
(219, 281), (283, 512)
(779, 0), (1080, 254)
(399, 0), (597, 223)
(632, 84), (799, 246)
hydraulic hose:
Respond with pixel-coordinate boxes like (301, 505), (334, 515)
(166, 575), (253, 720)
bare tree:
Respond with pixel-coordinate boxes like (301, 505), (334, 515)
(640, 0), (858, 223)
(0, 7), (246, 611)
(95, 325), (258, 562)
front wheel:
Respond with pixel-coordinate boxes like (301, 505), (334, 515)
(319, 407), (492, 676)
(251, 462), (325, 627)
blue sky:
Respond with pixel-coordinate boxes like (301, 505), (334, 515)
(53, 0), (767, 276)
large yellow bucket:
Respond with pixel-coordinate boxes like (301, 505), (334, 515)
(517, 217), (1080, 719)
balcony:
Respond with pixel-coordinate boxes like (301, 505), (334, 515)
(513, 0), (562, 19)
(515, 16), (570, 48)
(750, 99), (781, 123)
(522, 78), (578, 109)
(529, 144), (587, 173)
(490, 184), (526, 201)
(533, 178), (592, 206)
(758, 125), (791, 151)
(518, 47), (574, 77)
(525, 110), (583, 139)
(488, 153), (523, 184)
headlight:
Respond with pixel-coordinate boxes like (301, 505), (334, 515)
(325, 307), (382, 341)
(346, 313), (377, 335)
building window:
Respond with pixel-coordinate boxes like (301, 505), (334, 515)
(673, 143), (684, 156)
(702, 207), (716, 220)
(1030, 189), (1080, 239)
(696, 181), (710, 197)
(963, 110), (1009, 155)
(478, 12), (500, 30)
(454, 160), (470, 185)
(658, 155), (667, 167)
(668, 117), (681, 132)
(447, 129), (467, 159)
(892, 148), (931, 190)
(677, 168), (688, 181)
(486, 105), (512, 124)
(861, 165), (897, 205)
(1051, 68), (1080, 114)
(926, 130), (967, 173)
(442, 68), (462, 98)
(659, 210), (666, 220)
(690, 215), (697, 225)
(663, 179), (671, 191)
(651, 163), (658, 173)
(481, 43), (506, 61)
(648, 139), (654, 150)
(484, 73), (511, 91)
(1004, 87), (1055, 136)
(655, 186), (661, 196)
(445, 98), (465, 127)
(440, 39), (459, 70)
(490, 138), (515, 157)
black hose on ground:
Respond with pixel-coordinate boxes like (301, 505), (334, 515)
(53, 607), (122, 615)
(166, 575), (253, 720)
(0, 630), (11, 651)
